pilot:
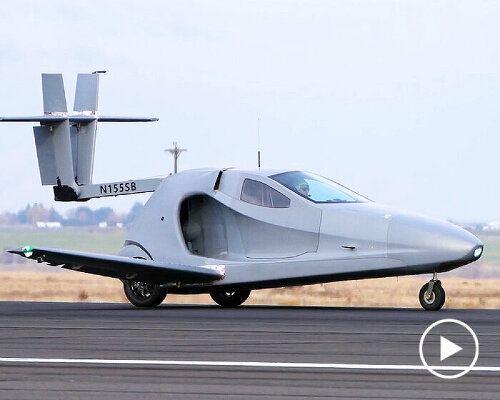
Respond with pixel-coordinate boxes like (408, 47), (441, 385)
(297, 181), (310, 197)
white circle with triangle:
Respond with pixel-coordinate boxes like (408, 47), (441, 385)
(419, 318), (479, 379)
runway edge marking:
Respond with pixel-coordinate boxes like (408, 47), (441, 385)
(0, 358), (499, 372)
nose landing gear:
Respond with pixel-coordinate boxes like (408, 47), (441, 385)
(419, 272), (446, 311)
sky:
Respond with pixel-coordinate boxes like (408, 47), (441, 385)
(0, 0), (498, 222)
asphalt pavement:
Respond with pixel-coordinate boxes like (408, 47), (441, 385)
(0, 302), (498, 399)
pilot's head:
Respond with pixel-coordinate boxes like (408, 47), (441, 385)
(297, 181), (309, 196)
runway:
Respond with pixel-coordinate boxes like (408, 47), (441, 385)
(0, 302), (498, 399)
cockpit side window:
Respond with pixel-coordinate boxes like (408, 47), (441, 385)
(241, 179), (290, 208)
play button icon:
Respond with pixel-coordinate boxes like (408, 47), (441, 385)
(440, 336), (462, 361)
(419, 318), (479, 379)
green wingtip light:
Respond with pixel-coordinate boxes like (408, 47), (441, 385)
(22, 246), (33, 257)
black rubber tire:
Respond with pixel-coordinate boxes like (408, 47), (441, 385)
(419, 282), (445, 311)
(123, 280), (167, 307)
(210, 290), (251, 307)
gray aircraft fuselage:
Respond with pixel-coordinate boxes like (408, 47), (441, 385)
(118, 168), (483, 294)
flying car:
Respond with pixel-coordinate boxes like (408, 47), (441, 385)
(0, 73), (484, 311)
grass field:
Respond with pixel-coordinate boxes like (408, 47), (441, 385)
(0, 227), (125, 255)
(482, 235), (500, 263)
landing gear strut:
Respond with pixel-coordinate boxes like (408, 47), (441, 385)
(419, 272), (445, 311)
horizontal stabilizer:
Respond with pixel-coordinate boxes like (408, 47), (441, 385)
(0, 116), (67, 123)
(9, 247), (225, 284)
(0, 116), (158, 123)
(97, 116), (159, 122)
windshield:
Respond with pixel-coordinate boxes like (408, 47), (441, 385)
(270, 171), (368, 204)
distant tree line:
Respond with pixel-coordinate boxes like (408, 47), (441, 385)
(0, 202), (143, 227)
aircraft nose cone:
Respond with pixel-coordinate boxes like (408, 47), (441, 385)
(387, 213), (483, 269)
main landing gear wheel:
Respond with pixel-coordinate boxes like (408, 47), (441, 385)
(419, 276), (445, 311)
(123, 280), (167, 307)
(210, 290), (251, 307)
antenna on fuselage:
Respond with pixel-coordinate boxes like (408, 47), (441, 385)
(165, 141), (187, 174)
(257, 117), (261, 169)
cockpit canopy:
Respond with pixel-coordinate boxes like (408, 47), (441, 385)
(270, 171), (368, 204)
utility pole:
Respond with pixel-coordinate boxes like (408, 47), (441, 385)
(165, 141), (187, 174)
